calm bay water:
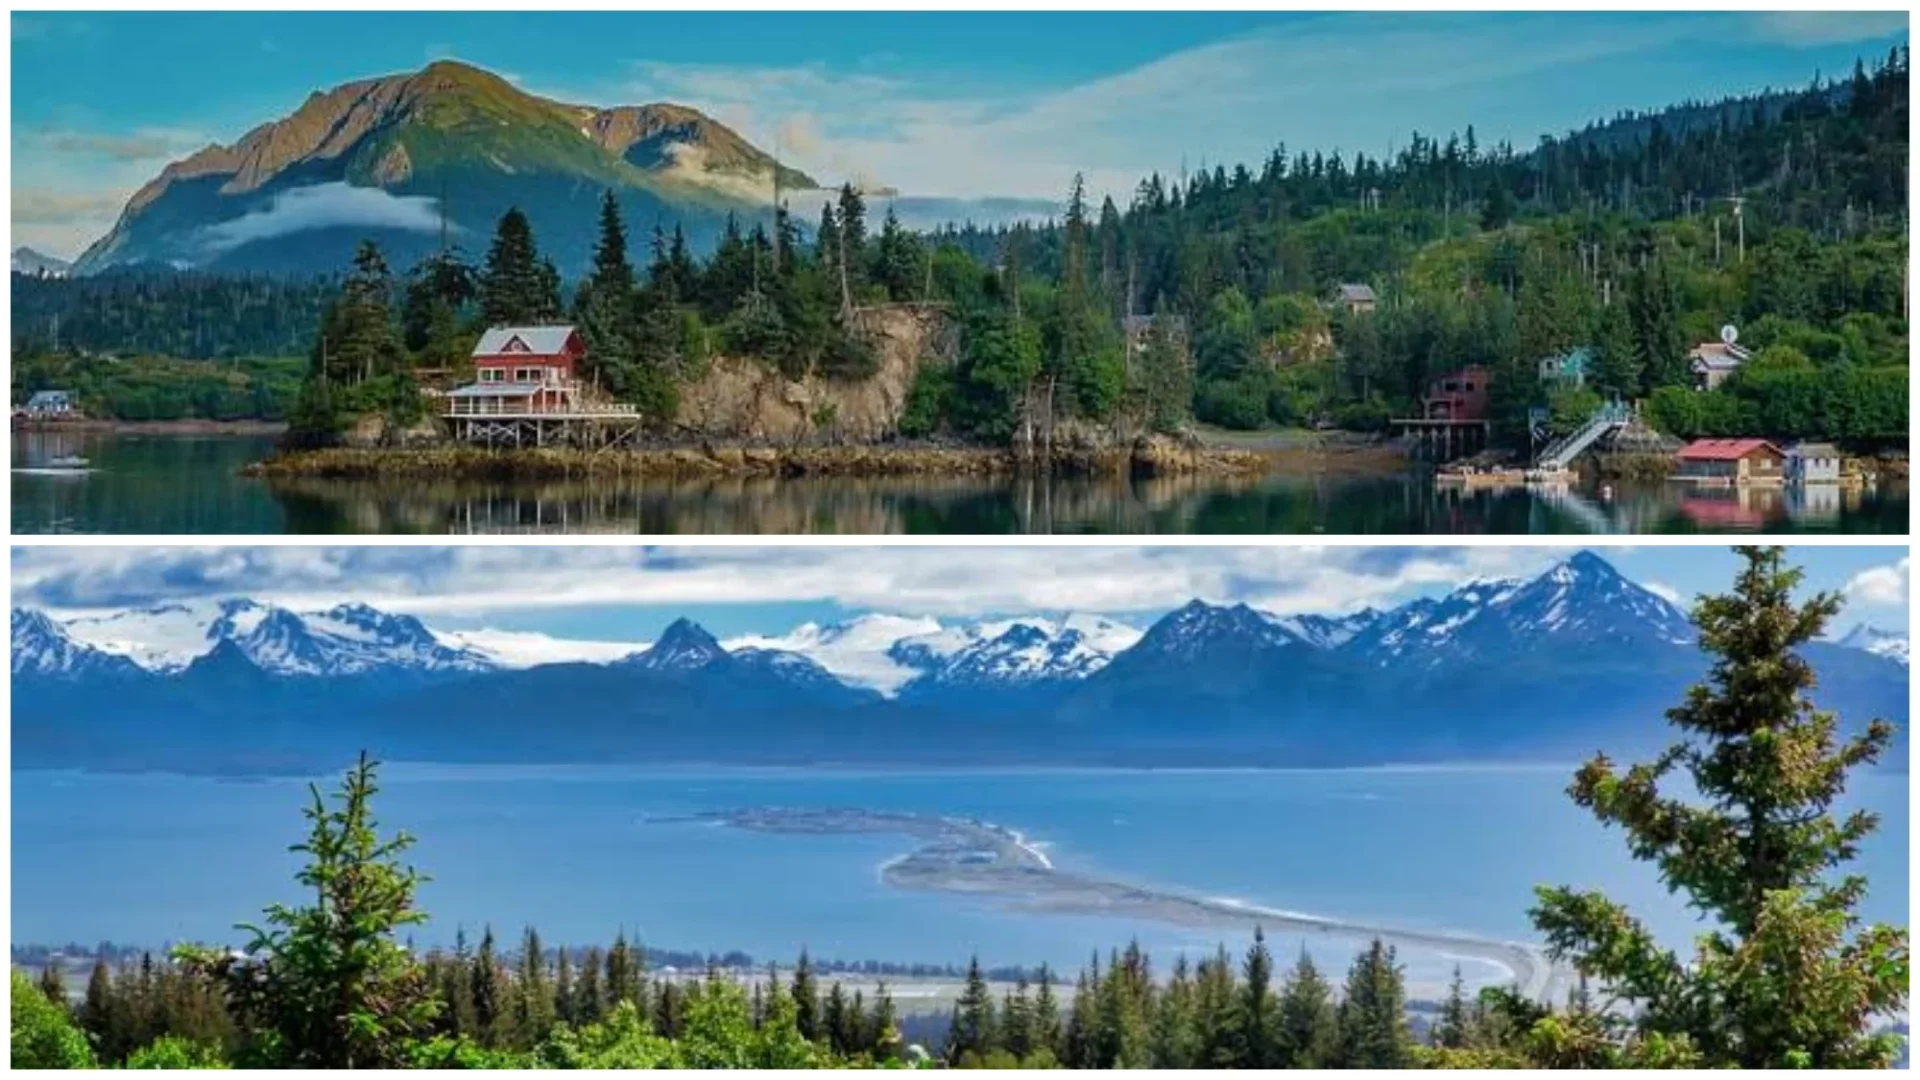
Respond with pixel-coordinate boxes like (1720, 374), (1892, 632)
(12, 765), (1907, 990)
(12, 431), (1908, 534)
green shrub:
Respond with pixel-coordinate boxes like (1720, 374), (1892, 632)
(11, 970), (95, 1069)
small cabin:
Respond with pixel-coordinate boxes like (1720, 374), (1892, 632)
(1786, 441), (1842, 485)
(1422, 366), (1490, 422)
(1333, 283), (1377, 316)
(445, 326), (586, 416)
(1674, 438), (1785, 485)
(1538, 347), (1591, 389)
(23, 389), (75, 417)
(1688, 341), (1750, 391)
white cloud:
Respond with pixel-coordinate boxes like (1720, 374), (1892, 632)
(1745, 11), (1908, 48)
(197, 182), (446, 253)
(602, 13), (1728, 202)
(1845, 556), (1910, 608)
(13, 545), (1561, 624)
(1642, 580), (1682, 605)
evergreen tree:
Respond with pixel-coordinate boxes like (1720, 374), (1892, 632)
(1193, 946), (1242, 1067)
(517, 926), (554, 1045)
(1589, 293), (1640, 399)
(177, 753), (436, 1068)
(473, 927), (504, 1048)
(1433, 963), (1470, 1049)
(1334, 938), (1412, 1068)
(576, 946), (605, 1027)
(1626, 260), (1686, 394)
(791, 949), (820, 1043)
(554, 946), (576, 1028)
(480, 207), (545, 326)
(1532, 546), (1908, 1068)
(1031, 966), (1062, 1061)
(946, 955), (995, 1064)
(320, 241), (402, 386)
(1238, 926), (1280, 1067)
(1276, 948), (1336, 1068)
(37, 962), (67, 1007)
(868, 982), (900, 1061)
(821, 981), (848, 1054)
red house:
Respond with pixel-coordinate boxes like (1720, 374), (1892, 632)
(445, 326), (587, 415)
(1422, 366), (1490, 422)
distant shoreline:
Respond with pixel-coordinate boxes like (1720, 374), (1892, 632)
(12, 418), (288, 436)
(691, 806), (1578, 1003)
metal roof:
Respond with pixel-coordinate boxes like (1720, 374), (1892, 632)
(25, 390), (72, 405)
(1677, 438), (1781, 461)
(446, 383), (539, 398)
(473, 325), (579, 357)
(1336, 283), (1377, 302)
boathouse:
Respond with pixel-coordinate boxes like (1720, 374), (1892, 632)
(1786, 441), (1842, 485)
(1391, 366), (1492, 460)
(22, 389), (76, 417)
(1422, 367), (1489, 422)
(1674, 438), (1785, 485)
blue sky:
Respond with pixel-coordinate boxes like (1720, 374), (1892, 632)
(11, 10), (1909, 257)
(10, 545), (1909, 644)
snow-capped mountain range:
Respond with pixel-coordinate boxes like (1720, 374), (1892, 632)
(1838, 624), (1909, 667)
(11, 552), (1904, 689)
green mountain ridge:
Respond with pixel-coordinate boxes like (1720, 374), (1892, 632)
(74, 59), (819, 277)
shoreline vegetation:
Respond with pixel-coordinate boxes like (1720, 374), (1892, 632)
(239, 438), (1284, 482)
(687, 807), (1572, 1004)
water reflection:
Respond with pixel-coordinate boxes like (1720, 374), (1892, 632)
(11, 431), (1909, 535)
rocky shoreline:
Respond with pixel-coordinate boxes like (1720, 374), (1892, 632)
(239, 435), (1274, 482)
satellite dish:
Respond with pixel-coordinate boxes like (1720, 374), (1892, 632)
(1719, 324), (1739, 346)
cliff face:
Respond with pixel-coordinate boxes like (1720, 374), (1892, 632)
(674, 307), (957, 443)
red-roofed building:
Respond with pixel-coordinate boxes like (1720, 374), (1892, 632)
(445, 325), (587, 416)
(1674, 438), (1785, 485)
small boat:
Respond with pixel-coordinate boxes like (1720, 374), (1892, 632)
(46, 455), (90, 469)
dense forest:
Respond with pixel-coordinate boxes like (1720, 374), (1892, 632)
(11, 549), (1907, 1069)
(12, 51), (1909, 445)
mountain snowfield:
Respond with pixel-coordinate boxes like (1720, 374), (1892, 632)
(1838, 624), (1910, 666)
(11, 552), (1907, 689)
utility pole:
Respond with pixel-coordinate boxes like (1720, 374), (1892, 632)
(1728, 194), (1746, 264)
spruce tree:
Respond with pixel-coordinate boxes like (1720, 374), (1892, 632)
(1334, 939), (1411, 1068)
(1238, 926), (1280, 1066)
(480, 207), (544, 326)
(869, 982), (901, 1060)
(1031, 965), (1062, 1061)
(518, 925), (554, 1045)
(1532, 546), (1907, 1068)
(1433, 963), (1470, 1049)
(81, 958), (114, 1056)
(554, 945), (575, 1028)
(576, 946), (605, 1026)
(791, 949), (820, 1043)
(1276, 947), (1336, 1067)
(946, 955), (995, 1064)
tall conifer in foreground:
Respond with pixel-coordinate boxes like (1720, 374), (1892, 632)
(1532, 545), (1908, 1068)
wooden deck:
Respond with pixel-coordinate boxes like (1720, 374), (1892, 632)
(440, 405), (645, 449)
